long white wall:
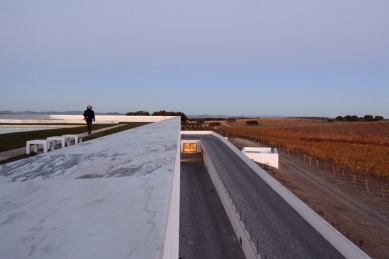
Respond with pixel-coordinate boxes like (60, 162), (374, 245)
(160, 127), (181, 259)
(50, 115), (175, 123)
(0, 115), (175, 124)
(181, 131), (213, 135)
(242, 147), (272, 153)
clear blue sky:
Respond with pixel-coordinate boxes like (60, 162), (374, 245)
(1, 1), (388, 117)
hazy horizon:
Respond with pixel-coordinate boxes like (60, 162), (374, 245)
(1, 109), (386, 119)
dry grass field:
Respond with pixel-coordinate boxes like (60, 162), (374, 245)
(222, 118), (389, 178)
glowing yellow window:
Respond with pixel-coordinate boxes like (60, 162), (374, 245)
(183, 143), (197, 153)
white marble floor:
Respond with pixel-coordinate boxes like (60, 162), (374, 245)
(0, 117), (181, 259)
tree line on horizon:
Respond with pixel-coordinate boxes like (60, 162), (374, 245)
(292, 115), (385, 122)
(125, 110), (187, 122)
(335, 115), (384, 122)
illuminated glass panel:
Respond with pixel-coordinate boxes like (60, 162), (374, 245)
(189, 143), (197, 152)
(183, 143), (197, 153)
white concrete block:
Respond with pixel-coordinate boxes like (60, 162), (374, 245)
(47, 136), (72, 148)
(26, 140), (56, 154)
(242, 147), (279, 169)
(62, 134), (83, 144)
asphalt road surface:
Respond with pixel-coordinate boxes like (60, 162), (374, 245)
(199, 135), (344, 259)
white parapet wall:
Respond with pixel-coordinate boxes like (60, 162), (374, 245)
(50, 115), (175, 123)
(160, 126), (181, 259)
(0, 115), (175, 124)
(180, 131), (213, 153)
(241, 147), (279, 169)
(243, 147), (271, 153)
(181, 130), (214, 135)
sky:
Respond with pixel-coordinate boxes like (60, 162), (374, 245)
(1, 1), (388, 117)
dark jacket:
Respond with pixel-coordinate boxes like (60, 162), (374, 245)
(83, 109), (95, 122)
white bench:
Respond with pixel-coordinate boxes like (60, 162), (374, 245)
(62, 134), (83, 144)
(26, 140), (56, 154)
(47, 136), (72, 148)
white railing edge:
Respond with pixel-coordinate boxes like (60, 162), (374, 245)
(159, 123), (181, 259)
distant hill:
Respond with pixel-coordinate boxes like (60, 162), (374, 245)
(0, 111), (123, 115)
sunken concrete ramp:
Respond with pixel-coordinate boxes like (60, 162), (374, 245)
(0, 118), (181, 259)
(180, 153), (246, 259)
(199, 135), (344, 259)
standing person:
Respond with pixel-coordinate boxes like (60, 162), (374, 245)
(83, 105), (95, 134)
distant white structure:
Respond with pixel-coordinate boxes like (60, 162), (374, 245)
(0, 115), (174, 124)
(241, 147), (279, 169)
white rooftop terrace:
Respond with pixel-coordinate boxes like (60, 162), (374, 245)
(0, 117), (181, 259)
